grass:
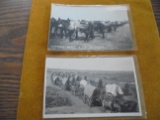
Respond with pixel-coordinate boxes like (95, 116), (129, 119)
(45, 86), (72, 108)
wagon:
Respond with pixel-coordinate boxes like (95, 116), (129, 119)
(70, 75), (80, 95)
(76, 79), (88, 99)
(50, 73), (62, 87)
(80, 79), (87, 87)
(69, 76), (75, 86)
(102, 92), (118, 111)
(102, 94), (138, 112)
(120, 96), (138, 112)
(71, 81), (80, 96)
(61, 77), (70, 90)
(102, 83), (138, 112)
(74, 75), (80, 81)
(83, 84), (101, 107)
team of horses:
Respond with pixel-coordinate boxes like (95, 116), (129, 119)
(50, 72), (138, 113)
(50, 18), (128, 42)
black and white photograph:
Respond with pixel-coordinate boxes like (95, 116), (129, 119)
(48, 4), (135, 51)
(43, 56), (143, 118)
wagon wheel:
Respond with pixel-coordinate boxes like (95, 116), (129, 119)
(113, 103), (121, 113)
(79, 92), (82, 99)
(50, 74), (54, 85)
(83, 95), (87, 103)
(80, 93), (83, 100)
(71, 88), (75, 95)
(88, 98), (93, 107)
(75, 90), (77, 96)
(102, 100), (106, 109)
(51, 79), (54, 85)
(71, 89), (74, 95)
(59, 82), (61, 86)
(74, 89), (76, 96)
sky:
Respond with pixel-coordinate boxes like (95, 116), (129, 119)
(51, 4), (129, 21)
(45, 57), (135, 72)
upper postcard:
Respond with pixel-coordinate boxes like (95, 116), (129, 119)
(48, 4), (135, 51)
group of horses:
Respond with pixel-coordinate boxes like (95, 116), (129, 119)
(50, 72), (138, 113)
(50, 18), (127, 42)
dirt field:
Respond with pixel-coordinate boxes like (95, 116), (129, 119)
(45, 86), (108, 114)
(48, 24), (133, 51)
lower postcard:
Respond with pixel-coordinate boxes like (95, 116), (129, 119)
(43, 56), (146, 119)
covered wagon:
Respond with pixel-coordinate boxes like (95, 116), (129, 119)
(76, 79), (88, 99)
(101, 84), (123, 112)
(102, 83), (137, 112)
(80, 79), (88, 87)
(83, 84), (101, 107)
(74, 75), (80, 81)
(61, 77), (70, 90)
(69, 76), (76, 86)
(50, 73), (62, 87)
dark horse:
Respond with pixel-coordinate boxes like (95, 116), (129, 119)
(50, 18), (70, 39)
(57, 18), (71, 39)
(79, 21), (95, 42)
(94, 21), (119, 38)
(94, 21), (105, 38)
(50, 17), (59, 39)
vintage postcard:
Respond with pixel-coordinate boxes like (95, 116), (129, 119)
(48, 4), (135, 51)
(43, 56), (144, 118)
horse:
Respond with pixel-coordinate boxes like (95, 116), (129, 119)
(76, 20), (95, 42)
(50, 17), (59, 38)
(57, 18), (71, 39)
(59, 19), (95, 42)
(71, 80), (80, 96)
(71, 75), (80, 96)
(94, 21), (122, 38)
(94, 21), (106, 38)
